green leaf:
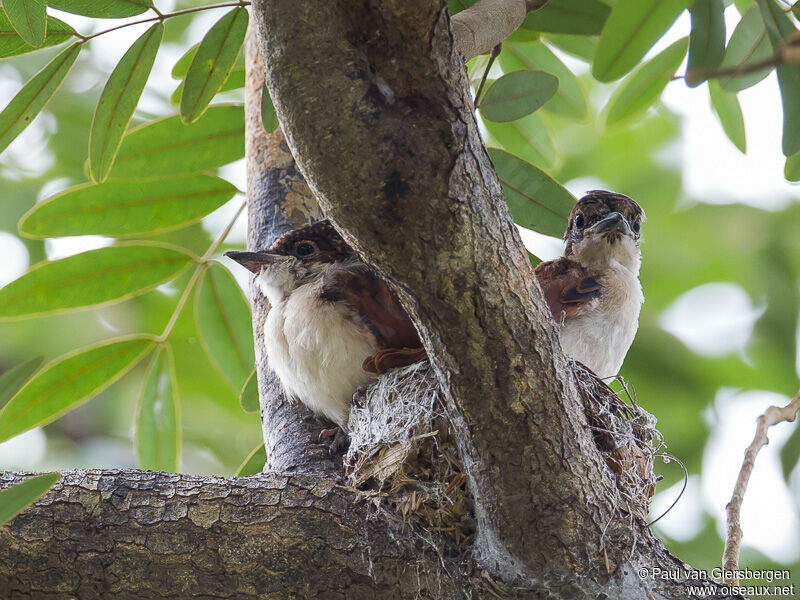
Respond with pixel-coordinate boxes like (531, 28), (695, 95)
(89, 23), (163, 183)
(0, 357), (44, 411)
(499, 42), (588, 120)
(0, 14), (74, 60)
(0, 43), (80, 154)
(593, 0), (691, 82)
(20, 175), (237, 239)
(755, 0), (800, 155)
(686, 0), (726, 86)
(544, 34), (598, 62)
(488, 148), (575, 237)
(0, 473), (60, 525)
(240, 368), (259, 413)
(171, 43), (198, 79)
(719, 7), (773, 92)
(708, 80), (746, 152)
(109, 105), (245, 179)
(172, 42), (243, 81)
(48, 0), (152, 18)
(606, 37), (689, 126)
(2, 0), (46, 47)
(479, 70), (559, 122)
(522, 0), (611, 35)
(785, 150), (800, 181)
(447, 0), (477, 15)
(180, 8), (248, 124)
(0, 337), (154, 443)
(170, 67), (245, 106)
(793, 0), (800, 19)
(0, 243), (194, 320)
(236, 442), (265, 476)
(136, 345), (180, 472)
(261, 86), (279, 133)
(195, 263), (255, 393)
(483, 112), (557, 168)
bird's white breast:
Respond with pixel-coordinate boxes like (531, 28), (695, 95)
(262, 276), (379, 429)
(558, 260), (643, 378)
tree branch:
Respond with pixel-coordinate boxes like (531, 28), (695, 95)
(0, 469), (743, 599)
(243, 24), (331, 474)
(722, 394), (800, 585)
(251, 2), (742, 594)
(0, 470), (469, 599)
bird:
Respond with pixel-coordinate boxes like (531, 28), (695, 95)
(225, 220), (426, 444)
(534, 191), (645, 379)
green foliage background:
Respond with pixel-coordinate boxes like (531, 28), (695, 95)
(0, 0), (798, 591)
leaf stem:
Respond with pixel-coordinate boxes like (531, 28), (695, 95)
(474, 43), (502, 107)
(156, 200), (246, 343)
(77, 1), (251, 43)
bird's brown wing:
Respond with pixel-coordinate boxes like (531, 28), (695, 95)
(534, 257), (601, 322)
(320, 261), (426, 374)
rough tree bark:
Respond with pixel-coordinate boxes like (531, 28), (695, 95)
(0, 2), (743, 599)
(241, 26), (333, 475)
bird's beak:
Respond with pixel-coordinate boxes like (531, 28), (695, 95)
(589, 212), (631, 236)
(224, 250), (289, 274)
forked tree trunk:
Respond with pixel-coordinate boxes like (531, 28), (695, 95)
(0, 2), (743, 598)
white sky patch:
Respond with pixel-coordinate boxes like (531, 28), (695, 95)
(564, 176), (611, 198)
(0, 232), (30, 287)
(659, 283), (765, 358)
(703, 388), (800, 563)
(156, 282), (179, 297)
(36, 177), (75, 203)
(0, 111), (57, 181)
(517, 225), (562, 261)
(651, 475), (705, 543)
(657, 7), (797, 209)
(201, 192), (247, 246)
(0, 428), (46, 470)
(45, 235), (114, 260)
(218, 159), (247, 194)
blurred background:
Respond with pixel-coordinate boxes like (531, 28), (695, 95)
(0, 0), (797, 593)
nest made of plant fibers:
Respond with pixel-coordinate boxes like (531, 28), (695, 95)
(572, 361), (663, 521)
(344, 360), (662, 542)
(344, 361), (474, 545)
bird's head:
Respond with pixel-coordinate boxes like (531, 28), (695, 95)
(225, 220), (354, 304)
(564, 191), (645, 271)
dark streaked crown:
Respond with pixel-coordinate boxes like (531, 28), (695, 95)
(565, 190), (645, 239)
(564, 190), (644, 255)
(269, 219), (354, 262)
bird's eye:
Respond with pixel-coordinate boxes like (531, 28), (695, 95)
(632, 217), (642, 235)
(574, 213), (585, 230)
(295, 242), (316, 257)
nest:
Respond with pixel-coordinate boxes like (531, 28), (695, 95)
(345, 362), (474, 545)
(572, 361), (662, 520)
(345, 360), (661, 543)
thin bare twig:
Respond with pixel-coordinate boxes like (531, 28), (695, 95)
(156, 201), (246, 343)
(686, 33), (800, 85)
(685, 52), (783, 84)
(722, 394), (800, 585)
(78, 1), (250, 42)
(474, 43), (501, 106)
